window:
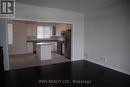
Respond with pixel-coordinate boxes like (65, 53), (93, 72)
(37, 26), (52, 39)
(8, 24), (13, 45)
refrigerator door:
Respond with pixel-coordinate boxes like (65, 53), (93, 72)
(64, 29), (71, 59)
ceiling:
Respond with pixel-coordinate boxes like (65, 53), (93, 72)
(16, 0), (123, 12)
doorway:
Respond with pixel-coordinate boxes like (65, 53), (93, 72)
(7, 20), (72, 70)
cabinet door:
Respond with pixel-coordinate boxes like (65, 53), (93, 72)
(51, 42), (57, 52)
(64, 30), (71, 59)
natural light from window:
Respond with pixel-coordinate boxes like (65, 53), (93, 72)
(8, 24), (13, 45)
(37, 26), (52, 39)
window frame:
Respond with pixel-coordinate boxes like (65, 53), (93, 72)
(7, 23), (13, 45)
(37, 26), (52, 39)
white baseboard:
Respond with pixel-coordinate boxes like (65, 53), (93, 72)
(84, 58), (130, 75)
(71, 57), (84, 61)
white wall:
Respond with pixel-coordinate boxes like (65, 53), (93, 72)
(9, 21), (28, 54)
(56, 24), (71, 36)
(84, 2), (130, 75)
(0, 19), (10, 70)
(56, 24), (66, 36)
(15, 3), (84, 61)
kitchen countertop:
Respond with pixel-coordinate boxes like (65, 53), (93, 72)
(26, 37), (58, 43)
(36, 42), (52, 45)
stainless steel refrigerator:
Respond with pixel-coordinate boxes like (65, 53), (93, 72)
(64, 29), (71, 59)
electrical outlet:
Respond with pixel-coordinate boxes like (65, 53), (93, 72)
(99, 56), (107, 62)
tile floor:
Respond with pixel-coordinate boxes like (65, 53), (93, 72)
(9, 52), (70, 70)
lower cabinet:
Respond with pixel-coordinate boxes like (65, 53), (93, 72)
(51, 42), (57, 52)
(36, 43), (52, 60)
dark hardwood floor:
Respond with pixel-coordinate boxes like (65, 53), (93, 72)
(0, 60), (130, 87)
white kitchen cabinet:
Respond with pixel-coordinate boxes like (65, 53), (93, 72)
(51, 42), (57, 52)
(36, 43), (52, 60)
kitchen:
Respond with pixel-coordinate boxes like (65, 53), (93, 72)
(8, 20), (72, 69)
